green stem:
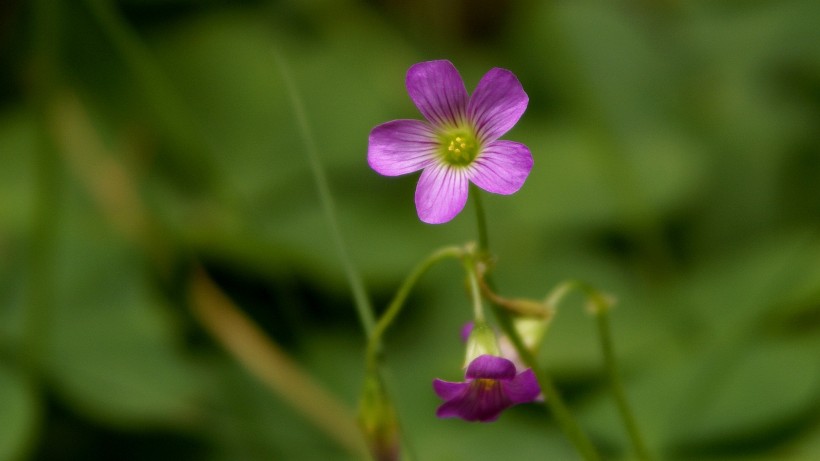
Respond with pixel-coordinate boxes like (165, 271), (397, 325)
(547, 280), (652, 461)
(366, 246), (464, 370)
(463, 255), (486, 323)
(492, 306), (601, 461)
(472, 189), (489, 255)
(595, 307), (653, 461)
(472, 192), (600, 460)
(273, 49), (377, 339)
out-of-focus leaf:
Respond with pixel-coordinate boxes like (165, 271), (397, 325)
(149, 8), (440, 287)
(0, 109), (36, 234)
(583, 233), (820, 454)
(0, 364), (39, 461)
(0, 109), (37, 351)
(45, 198), (200, 427)
(679, 231), (820, 337)
(506, 122), (708, 232)
(202, 356), (358, 461)
(512, 1), (710, 228)
(789, 422), (820, 460)
(676, 337), (820, 446)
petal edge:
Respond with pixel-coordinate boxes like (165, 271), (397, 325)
(406, 60), (469, 128)
(467, 68), (528, 143)
(502, 369), (541, 404)
(469, 141), (533, 195)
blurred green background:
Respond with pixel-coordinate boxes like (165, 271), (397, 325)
(2, 0), (820, 460)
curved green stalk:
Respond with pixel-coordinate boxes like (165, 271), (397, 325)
(366, 246), (464, 370)
(360, 246), (462, 461)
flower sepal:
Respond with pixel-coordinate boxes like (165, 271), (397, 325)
(463, 320), (500, 367)
(358, 371), (400, 461)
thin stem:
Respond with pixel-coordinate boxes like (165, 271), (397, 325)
(492, 305), (601, 461)
(358, 245), (458, 461)
(463, 256), (486, 323)
(472, 189), (489, 254)
(595, 307), (653, 461)
(273, 49), (377, 339)
(366, 246), (464, 369)
(469, 196), (600, 459)
(546, 280), (652, 461)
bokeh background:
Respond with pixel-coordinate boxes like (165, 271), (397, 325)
(2, 0), (820, 460)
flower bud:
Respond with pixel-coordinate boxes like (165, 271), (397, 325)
(464, 321), (500, 367)
(358, 372), (400, 461)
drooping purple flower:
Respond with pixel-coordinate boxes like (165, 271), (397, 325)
(433, 354), (541, 422)
(368, 60), (533, 224)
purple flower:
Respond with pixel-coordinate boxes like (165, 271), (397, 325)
(433, 354), (541, 422)
(368, 60), (533, 224)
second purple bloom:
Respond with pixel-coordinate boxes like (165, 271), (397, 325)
(433, 354), (541, 422)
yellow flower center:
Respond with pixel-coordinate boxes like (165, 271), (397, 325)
(474, 378), (499, 391)
(439, 129), (479, 166)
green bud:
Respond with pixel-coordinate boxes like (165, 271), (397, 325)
(513, 316), (550, 351)
(464, 321), (500, 366)
(358, 372), (400, 461)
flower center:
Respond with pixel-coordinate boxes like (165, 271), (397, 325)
(473, 378), (500, 392)
(439, 129), (479, 166)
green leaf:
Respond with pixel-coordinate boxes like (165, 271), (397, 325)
(676, 337), (820, 448)
(0, 364), (39, 461)
(45, 198), (201, 427)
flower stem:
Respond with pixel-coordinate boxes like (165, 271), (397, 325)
(492, 305), (602, 461)
(471, 195), (600, 460)
(365, 246), (464, 370)
(594, 304), (654, 461)
(359, 247), (460, 459)
(549, 280), (653, 461)
(463, 255), (486, 323)
(273, 49), (377, 339)
(472, 188), (489, 255)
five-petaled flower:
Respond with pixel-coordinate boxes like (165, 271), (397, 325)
(368, 60), (533, 224)
(433, 354), (541, 422)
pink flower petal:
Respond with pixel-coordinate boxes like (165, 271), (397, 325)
(469, 141), (533, 195)
(414, 163), (469, 224)
(502, 369), (541, 404)
(433, 379), (468, 401)
(368, 120), (438, 176)
(467, 68), (528, 143)
(406, 60), (469, 128)
(465, 355), (517, 380)
(435, 381), (508, 422)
